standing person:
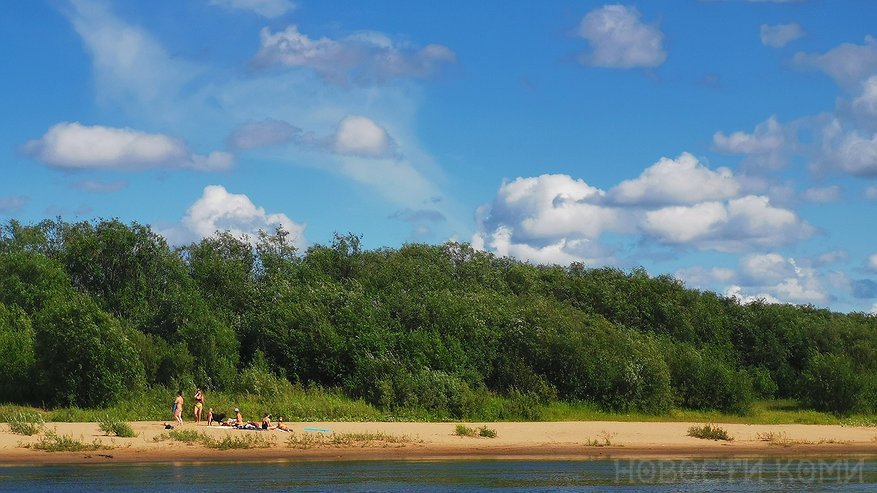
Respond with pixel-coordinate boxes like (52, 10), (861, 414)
(193, 388), (204, 425)
(173, 390), (184, 426)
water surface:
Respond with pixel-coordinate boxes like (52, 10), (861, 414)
(2, 458), (876, 492)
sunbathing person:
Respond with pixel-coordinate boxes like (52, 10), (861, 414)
(274, 417), (290, 432)
(261, 414), (271, 430)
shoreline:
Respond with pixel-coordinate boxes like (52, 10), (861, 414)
(3, 420), (877, 465)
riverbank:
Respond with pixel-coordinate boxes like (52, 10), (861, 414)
(2, 420), (877, 464)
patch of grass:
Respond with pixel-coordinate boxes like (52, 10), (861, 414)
(211, 434), (274, 450)
(286, 431), (416, 449)
(585, 431), (617, 447)
(7, 411), (45, 436)
(154, 429), (212, 445)
(97, 415), (137, 437)
(688, 424), (733, 441)
(26, 431), (108, 452)
(454, 424), (496, 438)
(155, 429), (273, 449)
(454, 424), (477, 437)
(477, 426), (496, 438)
(754, 431), (848, 447)
(286, 431), (324, 449)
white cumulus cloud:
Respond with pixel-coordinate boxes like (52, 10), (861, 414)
(474, 156), (815, 265)
(164, 185), (306, 247)
(868, 253), (877, 272)
(576, 4), (666, 69)
(852, 76), (877, 118)
(333, 116), (395, 157)
(24, 122), (232, 171)
(641, 196), (814, 252)
(793, 35), (877, 89)
(253, 25), (455, 84)
(801, 185), (841, 203)
(209, 0), (296, 18)
(608, 152), (740, 206)
(760, 23), (805, 48)
(713, 116), (787, 169)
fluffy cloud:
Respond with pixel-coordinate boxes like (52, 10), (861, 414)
(66, 0), (198, 109)
(723, 253), (828, 305)
(164, 185), (306, 247)
(228, 115), (396, 158)
(71, 179), (128, 193)
(485, 174), (625, 243)
(641, 196), (814, 252)
(823, 128), (877, 177)
(474, 155), (815, 265)
(801, 185), (841, 203)
(0, 195), (28, 213)
(608, 153), (740, 206)
(760, 23), (805, 48)
(253, 25), (456, 84)
(740, 253), (796, 284)
(334, 116), (395, 157)
(793, 35), (877, 89)
(576, 4), (666, 68)
(868, 253), (877, 271)
(209, 0), (296, 18)
(24, 122), (232, 171)
(713, 116), (786, 169)
(852, 76), (877, 118)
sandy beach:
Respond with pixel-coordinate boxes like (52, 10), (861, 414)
(2, 420), (877, 464)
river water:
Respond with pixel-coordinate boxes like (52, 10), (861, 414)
(1, 458), (876, 492)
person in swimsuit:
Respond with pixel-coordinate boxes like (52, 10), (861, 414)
(194, 388), (204, 425)
(173, 390), (184, 426)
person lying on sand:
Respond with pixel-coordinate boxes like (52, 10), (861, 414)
(274, 417), (290, 432)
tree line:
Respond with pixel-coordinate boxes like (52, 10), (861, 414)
(1, 218), (875, 417)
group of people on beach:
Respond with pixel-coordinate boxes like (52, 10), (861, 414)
(169, 389), (289, 432)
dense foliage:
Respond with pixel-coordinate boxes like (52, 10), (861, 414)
(1, 219), (875, 417)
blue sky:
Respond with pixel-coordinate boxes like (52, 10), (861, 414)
(3, 0), (877, 313)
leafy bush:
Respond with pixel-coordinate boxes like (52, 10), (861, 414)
(665, 344), (754, 414)
(477, 425), (497, 438)
(454, 424), (476, 437)
(687, 424), (732, 441)
(7, 411), (45, 435)
(97, 415), (137, 437)
(32, 295), (145, 408)
(800, 353), (862, 415)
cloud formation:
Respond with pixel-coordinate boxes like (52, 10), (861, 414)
(607, 152), (740, 206)
(72, 179), (128, 193)
(227, 115), (396, 158)
(0, 196), (28, 213)
(474, 153), (815, 264)
(713, 116), (787, 170)
(801, 185), (841, 203)
(760, 23), (804, 48)
(66, 0), (198, 109)
(209, 0), (296, 18)
(253, 26), (456, 84)
(24, 122), (232, 171)
(576, 4), (666, 69)
(794, 35), (877, 89)
(163, 185), (306, 247)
